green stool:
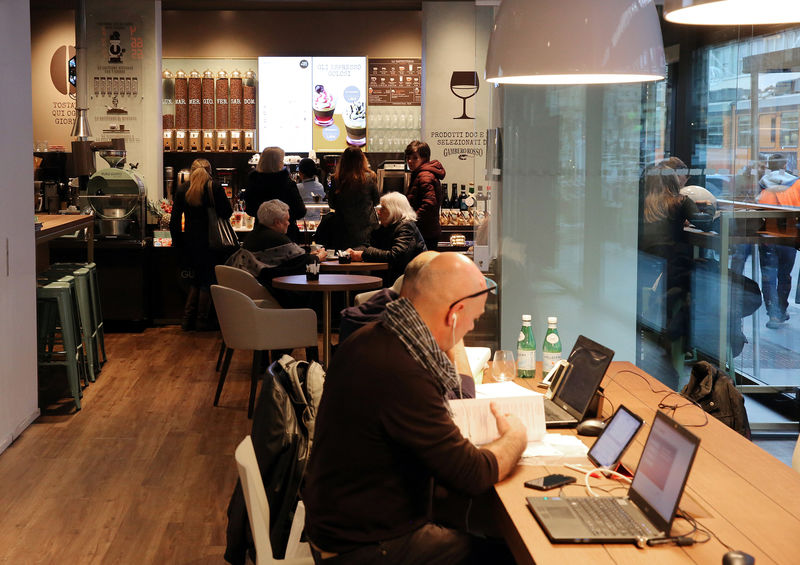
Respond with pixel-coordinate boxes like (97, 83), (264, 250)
(46, 266), (100, 381)
(52, 262), (106, 365)
(37, 281), (84, 411)
(37, 273), (92, 386)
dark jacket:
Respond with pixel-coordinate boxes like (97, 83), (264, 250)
(244, 169), (306, 242)
(362, 219), (427, 285)
(225, 357), (324, 564)
(406, 160), (445, 242)
(169, 180), (233, 287)
(303, 321), (497, 553)
(327, 177), (380, 249)
(681, 361), (751, 438)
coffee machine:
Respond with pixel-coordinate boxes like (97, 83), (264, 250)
(85, 150), (147, 240)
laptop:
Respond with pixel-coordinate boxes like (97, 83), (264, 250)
(527, 410), (701, 544)
(543, 335), (614, 428)
(586, 405), (644, 474)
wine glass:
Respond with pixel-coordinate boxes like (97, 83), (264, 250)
(450, 71), (479, 120)
(492, 350), (516, 382)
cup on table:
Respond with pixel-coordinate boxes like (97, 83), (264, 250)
(492, 350), (516, 382)
(338, 251), (351, 264)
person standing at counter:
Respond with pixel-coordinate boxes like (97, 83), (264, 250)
(405, 140), (446, 251)
(296, 157), (326, 203)
(347, 191), (427, 285)
(170, 158), (233, 331)
(327, 146), (380, 249)
(244, 146), (306, 242)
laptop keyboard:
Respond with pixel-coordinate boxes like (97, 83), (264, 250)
(569, 498), (654, 537)
(544, 400), (570, 421)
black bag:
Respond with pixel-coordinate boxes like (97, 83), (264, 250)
(207, 182), (238, 250)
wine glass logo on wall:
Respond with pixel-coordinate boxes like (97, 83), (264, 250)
(450, 71), (479, 120)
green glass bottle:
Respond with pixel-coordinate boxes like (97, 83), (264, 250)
(542, 316), (562, 374)
(517, 314), (536, 378)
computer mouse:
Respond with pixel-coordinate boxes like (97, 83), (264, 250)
(722, 550), (755, 565)
(576, 418), (606, 437)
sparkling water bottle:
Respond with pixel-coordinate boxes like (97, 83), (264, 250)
(517, 315), (536, 378)
(542, 316), (562, 374)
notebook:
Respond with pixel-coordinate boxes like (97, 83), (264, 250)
(527, 410), (700, 544)
(587, 404), (644, 471)
(543, 335), (614, 428)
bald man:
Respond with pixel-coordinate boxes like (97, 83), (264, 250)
(303, 253), (527, 564)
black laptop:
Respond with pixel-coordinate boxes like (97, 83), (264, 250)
(527, 410), (701, 544)
(587, 404), (644, 472)
(543, 335), (614, 428)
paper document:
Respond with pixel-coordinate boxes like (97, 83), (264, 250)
(449, 394), (545, 445)
(520, 434), (589, 465)
(476, 381), (540, 398)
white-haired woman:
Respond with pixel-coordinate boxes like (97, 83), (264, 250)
(244, 146), (306, 242)
(348, 191), (427, 284)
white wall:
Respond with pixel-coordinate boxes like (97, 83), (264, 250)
(0, 0), (39, 455)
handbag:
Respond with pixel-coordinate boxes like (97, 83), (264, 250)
(207, 182), (238, 250)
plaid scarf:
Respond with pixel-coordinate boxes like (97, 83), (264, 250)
(382, 297), (460, 402)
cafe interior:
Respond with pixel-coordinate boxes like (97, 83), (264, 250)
(2, 0), (800, 563)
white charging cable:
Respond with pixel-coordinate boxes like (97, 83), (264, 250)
(563, 463), (631, 497)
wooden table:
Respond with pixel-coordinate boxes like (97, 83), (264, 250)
(35, 214), (94, 273)
(493, 361), (800, 565)
(318, 260), (388, 273)
(271, 274), (382, 367)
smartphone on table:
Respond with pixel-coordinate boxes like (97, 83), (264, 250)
(524, 473), (576, 491)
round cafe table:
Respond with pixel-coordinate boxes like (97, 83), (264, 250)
(318, 260), (388, 273)
(271, 274), (382, 367)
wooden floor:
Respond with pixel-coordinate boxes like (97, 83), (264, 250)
(0, 326), (268, 564)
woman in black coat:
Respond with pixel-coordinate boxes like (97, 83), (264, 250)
(348, 191), (427, 285)
(326, 146), (379, 249)
(169, 158), (233, 330)
(244, 146), (306, 242)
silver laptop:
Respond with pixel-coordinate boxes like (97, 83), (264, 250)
(543, 335), (614, 428)
(527, 410), (700, 544)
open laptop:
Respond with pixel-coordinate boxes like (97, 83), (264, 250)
(586, 404), (644, 473)
(527, 410), (701, 544)
(543, 335), (614, 428)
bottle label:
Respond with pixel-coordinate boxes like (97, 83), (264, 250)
(546, 333), (560, 344)
(518, 332), (525, 342)
(543, 352), (561, 373)
(517, 349), (535, 370)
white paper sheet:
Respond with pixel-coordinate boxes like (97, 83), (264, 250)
(449, 394), (545, 445)
(476, 381), (541, 398)
(520, 434), (590, 465)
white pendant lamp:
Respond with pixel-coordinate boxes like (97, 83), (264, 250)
(485, 0), (666, 85)
(664, 0), (800, 26)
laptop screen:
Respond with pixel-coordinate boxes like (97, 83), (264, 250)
(554, 336), (614, 418)
(629, 411), (700, 532)
(587, 405), (643, 469)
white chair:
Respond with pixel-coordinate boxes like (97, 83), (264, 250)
(211, 285), (318, 418)
(353, 274), (404, 306)
(235, 436), (314, 565)
(215, 265), (283, 371)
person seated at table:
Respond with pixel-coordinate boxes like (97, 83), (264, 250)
(346, 191), (427, 286)
(227, 199), (325, 307)
(296, 157), (326, 203)
(304, 252), (526, 564)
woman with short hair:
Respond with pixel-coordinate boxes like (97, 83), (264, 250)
(348, 191), (427, 285)
(244, 146), (306, 242)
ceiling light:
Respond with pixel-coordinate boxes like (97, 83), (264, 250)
(485, 0), (666, 85)
(664, 0), (800, 26)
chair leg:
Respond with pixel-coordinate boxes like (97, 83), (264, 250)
(248, 350), (264, 419)
(214, 348), (234, 406)
(216, 339), (227, 371)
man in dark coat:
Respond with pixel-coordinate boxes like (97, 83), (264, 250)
(405, 140), (446, 251)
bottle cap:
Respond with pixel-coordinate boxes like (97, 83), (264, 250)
(548, 316), (558, 324)
(522, 314), (531, 321)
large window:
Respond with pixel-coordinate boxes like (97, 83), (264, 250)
(781, 111), (799, 148)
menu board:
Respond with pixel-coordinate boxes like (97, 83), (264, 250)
(368, 58), (422, 106)
(257, 56), (367, 153)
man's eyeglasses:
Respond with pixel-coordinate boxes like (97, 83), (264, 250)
(447, 277), (498, 312)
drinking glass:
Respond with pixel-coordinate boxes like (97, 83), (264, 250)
(492, 350), (516, 382)
(450, 71), (479, 120)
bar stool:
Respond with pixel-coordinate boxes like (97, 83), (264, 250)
(51, 262), (106, 366)
(46, 265), (101, 381)
(37, 273), (93, 385)
(36, 281), (85, 411)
